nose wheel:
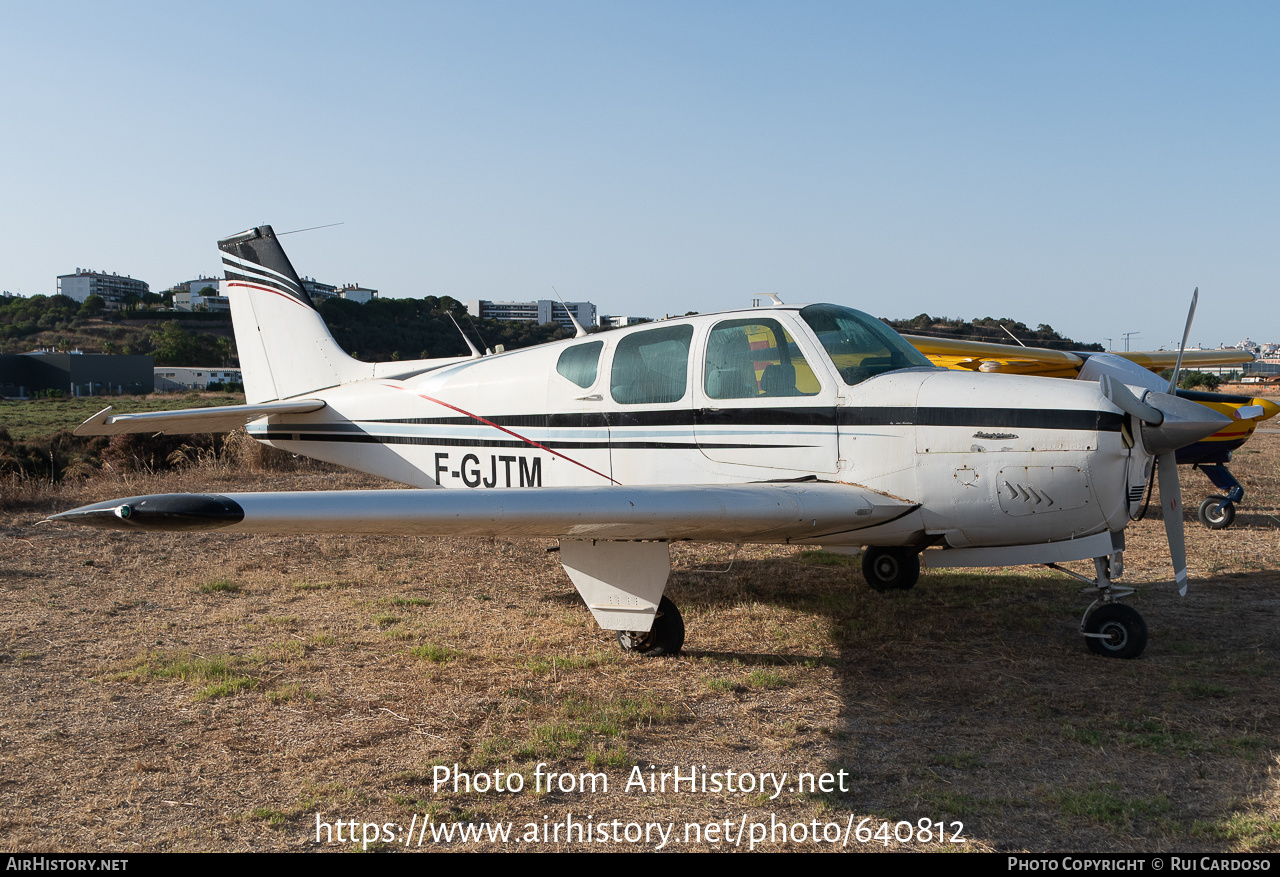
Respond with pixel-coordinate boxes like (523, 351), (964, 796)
(1048, 556), (1149, 659)
(1082, 603), (1148, 659)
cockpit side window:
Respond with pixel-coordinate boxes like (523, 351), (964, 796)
(799, 304), (935, 386)
(704, 318), (820, 399)
(610, 324), (694, 404)
(556, 340), (603, 389)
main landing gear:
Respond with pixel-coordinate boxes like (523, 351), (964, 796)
(616, 596), (685, 657)
(1194, 463), (1244, 530)
(1048, 553), (1149, 659)
(861, 546), (921, 592)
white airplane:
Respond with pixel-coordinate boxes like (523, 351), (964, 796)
(53, 226), (1229, 660)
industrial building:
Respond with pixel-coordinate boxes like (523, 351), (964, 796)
(0, 352), (154, 397)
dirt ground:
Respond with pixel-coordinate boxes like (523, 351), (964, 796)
(1, 434), (1278, 853)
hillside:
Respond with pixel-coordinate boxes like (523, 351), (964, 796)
(2, 293), (1106, 367)
(884, 313), (1104, 351)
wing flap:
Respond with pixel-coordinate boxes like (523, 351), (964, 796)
(74, 400), (327, 436)
(50, 482), (919, 542)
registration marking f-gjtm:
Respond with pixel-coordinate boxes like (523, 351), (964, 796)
(435, 452), (543, 488)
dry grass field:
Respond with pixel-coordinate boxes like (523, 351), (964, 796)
(1, 421), (1278, 852)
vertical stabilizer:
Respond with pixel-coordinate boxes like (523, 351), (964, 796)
(218, 226), (373, 403)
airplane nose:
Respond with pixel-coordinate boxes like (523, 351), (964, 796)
(1139, 390), (1233, 455)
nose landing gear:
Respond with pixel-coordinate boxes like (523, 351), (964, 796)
(1048, 553), (1149, 659)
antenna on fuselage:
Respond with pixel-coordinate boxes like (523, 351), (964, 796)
(1000, 324), (1028, 347)
(551, 286), (588, 338)
(449, 314), (483, 358)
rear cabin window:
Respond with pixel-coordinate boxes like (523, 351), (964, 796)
(704, 318), (820, 398)
(556, 340), (603, 388)
(610, 325), (694, 404)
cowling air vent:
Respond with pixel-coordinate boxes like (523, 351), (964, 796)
(997, 466), (1091, 516)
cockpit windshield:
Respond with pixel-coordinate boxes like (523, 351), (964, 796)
(799, 304), (935, 386)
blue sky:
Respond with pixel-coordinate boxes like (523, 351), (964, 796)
(2, 1), (1276, 349)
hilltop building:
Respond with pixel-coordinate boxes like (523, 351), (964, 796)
(56, 269), (149, 309)
(467, 299), (596, 331)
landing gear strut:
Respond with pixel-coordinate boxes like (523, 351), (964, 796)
(616, 595), (685, 657)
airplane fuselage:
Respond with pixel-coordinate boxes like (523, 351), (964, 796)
(247, 304), (1146, 553)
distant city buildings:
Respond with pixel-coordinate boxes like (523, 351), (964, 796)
(467, 299), (597, 330)
(56, 269), (149, 309)
(154, 366), (243, 391)
(336, 283), (378, 304)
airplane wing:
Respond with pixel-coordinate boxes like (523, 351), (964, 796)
(73, 400), (327, 437)
(901, 334), (1084, 377)
(1112, 349), (1255, 372)
(903, 334), (1255, 377)
(50, 481), (919, 543)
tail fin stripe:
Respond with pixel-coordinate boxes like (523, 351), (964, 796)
(221, 251), (298, 289)
(221, 253), (306, 301)
(226, 281), (313, 309)
(222, 269), (305, 303)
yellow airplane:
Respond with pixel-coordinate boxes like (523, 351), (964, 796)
(904, 333), (1277, 529)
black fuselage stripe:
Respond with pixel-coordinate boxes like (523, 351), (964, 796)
(367, 406), (1123, 431)
(255, 432), (807, 451)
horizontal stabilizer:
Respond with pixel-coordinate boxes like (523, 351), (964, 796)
(50, 482), (918, 542)
(74, 400), (327, 436)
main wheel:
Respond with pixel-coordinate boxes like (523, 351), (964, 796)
(1198, 496), (1235, 530)
(861, 547), (920, 592)
(616, 596), (684, 657)
(1084, 603), (1148, 659)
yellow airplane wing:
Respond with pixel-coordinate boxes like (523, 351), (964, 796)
(903, 335), (1254, 378)
(901, 334), (1084, 377)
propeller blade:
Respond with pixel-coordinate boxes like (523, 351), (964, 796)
(1158, 452), (1189, 596)
(1168, 288), (1198, 393)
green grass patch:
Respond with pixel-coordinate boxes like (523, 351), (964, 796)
(1192, 812), (1280, 850)
(524, 654), (609, 674)
(268, 684), (318, 704)
(111, 651), (259, 700)
(798, 550), (860, 567)
(409, 644), (459, 663)
(744, 668), (790, 689)
(293, 580), (352, 591)
(198, 579), (241, 594)
(1053, 783), (1170, 828)
(385, 596), (433, 608)
(249, 807), (290, 827)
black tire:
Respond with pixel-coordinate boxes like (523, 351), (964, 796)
(861, 547), (920, 592)
(1197, 496), (1235, 530)
(1084, 603), (1148, 659)
(616, 596), (684, 657)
